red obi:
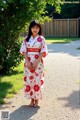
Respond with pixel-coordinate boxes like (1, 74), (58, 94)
(27, 48), (41, 52)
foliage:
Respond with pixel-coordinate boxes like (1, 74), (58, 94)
(0, 0), (62, 74)
(60, 3), (80, 18)
(45, 0), (80, 19)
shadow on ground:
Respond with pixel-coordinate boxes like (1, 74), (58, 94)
(57, 90), (80, 110)
(10, 105), (40, 120)
(47, 40), (80, 57)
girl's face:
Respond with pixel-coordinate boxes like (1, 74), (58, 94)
(31, 25), (40, 36)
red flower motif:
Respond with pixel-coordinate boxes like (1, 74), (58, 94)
(24, 76), (26, 82)
(35, 54), (39, 59)
(30, 91), (33, 96)
(30, 69), (35, 73)
(34, 85), (40, 91)
(27, 57), (31, 61)
(35, 72), (39, 76)
(37, 37), (42, 42)
(36, 73), (39, 76)
(40, 80), (44, 85)
(43, 52), (46, 57)
(25, 85), (31, 92)
(30, 76), (34, 80)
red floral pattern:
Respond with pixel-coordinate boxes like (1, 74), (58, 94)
(30, 76), (34, 80)
(25, 85), (31, 92)
(24, 76), (26, 82)
(35, 54), (39, 59)
(30, 69), (35, 73)
(35, 72), (39, 76)
(30, 91), (33, 96)
(27, 57), (31, 61)
(34, 85), (40, 91)
(40, 80), (44, 85)
(20, 35), (48, 99)
(37, 37), (42, 42)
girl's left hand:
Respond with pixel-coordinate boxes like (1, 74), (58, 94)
(32, 60), (39, 70)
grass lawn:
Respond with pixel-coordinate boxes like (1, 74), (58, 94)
(45, 37), (80, 44)
(0, 61), (24, 104)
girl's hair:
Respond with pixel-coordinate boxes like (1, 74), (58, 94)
(26, 20), (42, 42)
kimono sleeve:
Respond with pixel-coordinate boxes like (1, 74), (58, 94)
(20, 39), (27, 55)
(40, 37), (48, 57)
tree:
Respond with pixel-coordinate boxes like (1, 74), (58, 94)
(0, 0), (62, 74)
(60, 3), (80, 18)
(45, 0), (80, 19)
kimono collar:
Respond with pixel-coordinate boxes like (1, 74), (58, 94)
(31, 34), (39, 40)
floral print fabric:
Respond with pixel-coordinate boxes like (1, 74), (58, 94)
(20, 35), (48, 100)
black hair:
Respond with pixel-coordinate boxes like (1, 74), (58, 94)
(26, 20), (42, 42)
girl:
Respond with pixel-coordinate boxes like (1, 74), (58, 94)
(20, 20), (48, 107)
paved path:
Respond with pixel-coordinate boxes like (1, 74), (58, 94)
(0, 40), (80, 120)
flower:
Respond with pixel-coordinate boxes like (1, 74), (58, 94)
(42, 52), (46, 57)
(27, 57), (31, 61)
(37, 37), (42, 42)
(30, 76), (34, 80)
(24, 76), (27, 82)
(25, 85), (31, 92)
(40, 80), (44, 85)
(35, 54), (39, 59)
(34, 85), (40, 91)
(30, 69), (35, 73)
(30, 91), (33, 96)
(35, 72), (39, 76)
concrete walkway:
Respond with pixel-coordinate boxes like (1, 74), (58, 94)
(0, 40), (80, 120)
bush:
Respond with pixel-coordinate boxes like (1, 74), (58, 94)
(0, 39), (23, 74)
(0, 0), (61, 74)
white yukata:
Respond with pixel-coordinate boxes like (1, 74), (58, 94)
(20, 35), (48, 100)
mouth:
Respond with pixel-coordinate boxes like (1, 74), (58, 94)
(33, 31), (37, 33)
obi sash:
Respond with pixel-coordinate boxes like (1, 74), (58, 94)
(27, 48), (41, 54)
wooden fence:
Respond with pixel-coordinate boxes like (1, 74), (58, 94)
(42, 18), (80, 37)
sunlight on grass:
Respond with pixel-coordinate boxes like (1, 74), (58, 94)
(45, 37), (80, 44)
(0, 61), (24, 104)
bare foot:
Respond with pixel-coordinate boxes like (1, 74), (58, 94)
(34, 100), (39, 107)
(29, 99), (34, 107)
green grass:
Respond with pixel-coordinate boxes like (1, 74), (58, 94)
(0, 62), (24, 104)
(45, 37), (80, 44)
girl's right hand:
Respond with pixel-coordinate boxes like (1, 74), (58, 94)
(27, 61), (33, 70)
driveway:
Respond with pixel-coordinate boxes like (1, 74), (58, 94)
(0, 40), (80, 120)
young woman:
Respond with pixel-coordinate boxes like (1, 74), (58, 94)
(20, 20), (48, 107)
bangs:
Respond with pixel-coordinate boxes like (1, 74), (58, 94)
(30, 20), (40, 28)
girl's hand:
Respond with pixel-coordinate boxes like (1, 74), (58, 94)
(27, 61), (33, 70)
(32, 60), (39, 70)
